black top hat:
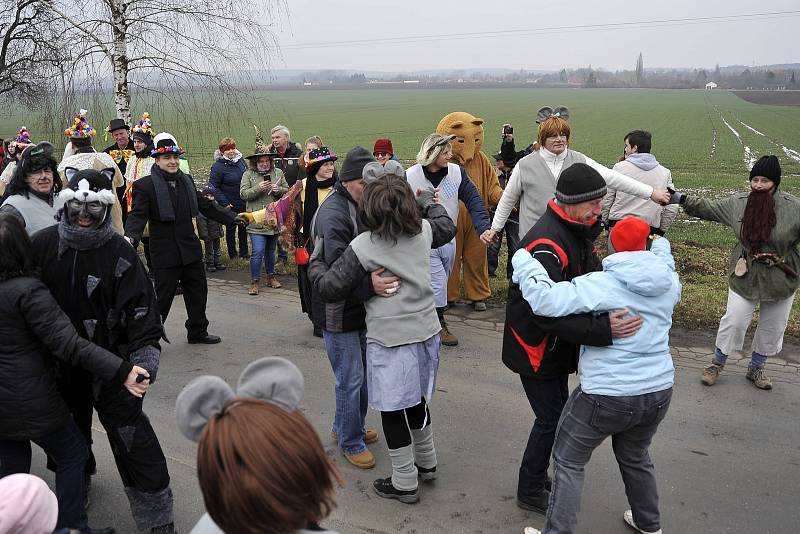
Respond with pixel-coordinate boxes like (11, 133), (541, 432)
(107, 118), (129, 133)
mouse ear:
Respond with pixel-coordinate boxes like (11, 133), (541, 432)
(552, 106), (570, 121)
(175, 376), (235, 442)
(236, 357), (304, 413)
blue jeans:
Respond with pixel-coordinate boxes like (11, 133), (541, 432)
(0, 418), (89, 530)
(543, 386), (672, 534)
(323, 329), (368, 455)
(249, 233), (278, 279)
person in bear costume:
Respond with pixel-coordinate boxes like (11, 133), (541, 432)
(436, 112), (503, 311)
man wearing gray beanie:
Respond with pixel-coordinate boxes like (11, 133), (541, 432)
(308, 146), (401, 469)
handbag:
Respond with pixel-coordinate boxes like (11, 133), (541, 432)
(294, 245), (309, 266)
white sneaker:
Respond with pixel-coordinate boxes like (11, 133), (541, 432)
(523, 528), (541, 534)
(623, 510), (662, 534)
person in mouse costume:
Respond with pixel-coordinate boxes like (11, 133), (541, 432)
(176, 357), (344, 534)
(30, 167), (176, 534)
(436, 112), (503, 312)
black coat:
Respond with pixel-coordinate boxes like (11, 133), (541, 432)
(502, 200), (613, 379)
(308, 182), (373, 332)
(0, 276), (130, 440)
(125, 167), (235, 269)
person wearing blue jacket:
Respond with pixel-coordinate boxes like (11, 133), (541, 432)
(516, 217), (681, 534)
(209, 137), (248, 259)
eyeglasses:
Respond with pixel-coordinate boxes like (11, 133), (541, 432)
(374, 152), (391, 158)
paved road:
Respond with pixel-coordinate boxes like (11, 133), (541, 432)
(29, 279), (800, 533)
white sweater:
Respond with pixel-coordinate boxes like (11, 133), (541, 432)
(491, 148), (654, 236)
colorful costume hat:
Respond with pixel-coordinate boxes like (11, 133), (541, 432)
(132, 112), (155, 139)
(64, 109), (97, 139)
(245, 125), (279, 160)
(15, 126), (32, 147)
(151, 132), (184, 157)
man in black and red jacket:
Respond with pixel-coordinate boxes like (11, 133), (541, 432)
(502, 163), (643, 513)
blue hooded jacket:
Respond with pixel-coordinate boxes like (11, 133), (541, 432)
(511, 237), (681, 396)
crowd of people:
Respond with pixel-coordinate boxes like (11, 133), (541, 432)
(0, 104), (797, 534)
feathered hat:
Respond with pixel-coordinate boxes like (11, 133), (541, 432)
(15, 126), (32, 147)
(64, 109), (97, 139)
(132, 112), (155, 142)
(245, 125), (278, 160)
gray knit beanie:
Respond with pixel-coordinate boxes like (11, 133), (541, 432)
(339, 146), (376, 182)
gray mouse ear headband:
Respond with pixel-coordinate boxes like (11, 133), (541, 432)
(175, 357), (305, 442)
(536, 106), (570, 124)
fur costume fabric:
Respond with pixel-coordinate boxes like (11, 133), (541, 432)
(436, 112), (504, 302)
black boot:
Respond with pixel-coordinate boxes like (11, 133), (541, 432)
(151, 523), (175, 534)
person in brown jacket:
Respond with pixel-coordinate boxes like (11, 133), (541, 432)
(436, 112), (503, 312)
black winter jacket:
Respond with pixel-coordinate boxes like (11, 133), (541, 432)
(125, 166), (236, 268)
(0, 276), (131, 440)
(502, 200), (613, 379)
(309, 202), (457, 302)
(308, 182), (374, 332)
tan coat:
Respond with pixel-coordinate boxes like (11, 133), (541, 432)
(602, 159), (678, 232)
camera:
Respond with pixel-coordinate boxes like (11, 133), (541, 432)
(503, 124), (513, 135)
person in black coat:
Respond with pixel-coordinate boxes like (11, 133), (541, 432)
(125, 133), (246, 344)
(32, 167), (178, 533)
(0, 213), (149, 533)
(502, 164), (644, 515)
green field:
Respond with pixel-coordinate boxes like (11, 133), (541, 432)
(6, 88), (800, 340)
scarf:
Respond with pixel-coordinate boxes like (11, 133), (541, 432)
(150, 165), (198, 222)
(741, 189), (777, 254)
(57, 217), (115, 258)
(302, 173), (336, 239)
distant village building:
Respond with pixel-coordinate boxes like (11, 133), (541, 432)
(705, 81), (718, 90)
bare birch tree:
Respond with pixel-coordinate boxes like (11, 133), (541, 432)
(0, 0), (67, 103)
(45, 0), (283, 123)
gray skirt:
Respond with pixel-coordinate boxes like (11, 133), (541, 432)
(366, 334), (440, 412)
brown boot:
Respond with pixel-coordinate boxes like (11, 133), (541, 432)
(267, 274), (282, 289)
(440, 319), (458, 346)
(248, 280), (259, 296)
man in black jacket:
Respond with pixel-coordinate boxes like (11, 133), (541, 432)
(502, 163), (643, 513)
(103, 118), (135, 221)
(309, 147), (400, 470)
(125, 133), (245, 344)
(31, 167), (175, 533)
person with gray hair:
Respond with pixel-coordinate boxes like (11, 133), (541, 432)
(269, 124), (303, 187)
(405, 133), (491, 347)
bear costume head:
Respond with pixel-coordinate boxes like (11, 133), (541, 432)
(436, 112), (485, 166)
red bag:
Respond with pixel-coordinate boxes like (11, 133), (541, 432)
(294, 246), (310, 266)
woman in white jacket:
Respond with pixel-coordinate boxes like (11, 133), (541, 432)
(486, 110), (671, 243)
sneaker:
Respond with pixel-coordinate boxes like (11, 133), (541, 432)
(623, 510), (662, 534)
(214, 263), (227, 271)
(249, 281), (259, 296)
(331, 429), (379, 445)
(473, 300), (487, 312)
(205, 263), (216, 273)
(746, 366), (773, 390)
(440, 320), (458, 347)
(267, 275), (282, 289)
(701, 362), (724, 386)
(517, 490), (549, 513)
(373, 477), (419, 504)
(415, 463), (437, 482)
(343, 449), (375, 469)
(523, 528), (541, 534)
(275, 258), (287, 275)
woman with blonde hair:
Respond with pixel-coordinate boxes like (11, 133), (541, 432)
(405, 133), (491, 347)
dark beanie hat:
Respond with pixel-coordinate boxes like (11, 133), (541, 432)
(555, 163), (607, 204)
(339, 146), (376, 182)
(750, 155), (781, 188)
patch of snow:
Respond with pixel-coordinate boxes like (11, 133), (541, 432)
(738, 121), (765, 137)
(782, 146), (800, 163)
(720, 116), (741, 141)
(744, 146), (758, 170)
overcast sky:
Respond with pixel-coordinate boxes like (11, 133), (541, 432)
(271, 0), (798, 72)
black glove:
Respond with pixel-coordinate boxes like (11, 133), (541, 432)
(667, 187), (686, 205)
(234, 215), (249, 227)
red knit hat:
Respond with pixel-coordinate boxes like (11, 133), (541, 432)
(609, 217), (652, 253)
(373, 138), (394, 156)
